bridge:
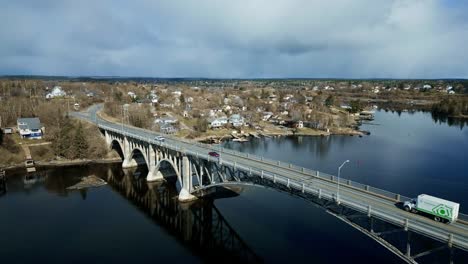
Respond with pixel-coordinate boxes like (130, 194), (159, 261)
(71, 105), (468, 263)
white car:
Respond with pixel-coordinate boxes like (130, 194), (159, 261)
(154, 136), (165, 142)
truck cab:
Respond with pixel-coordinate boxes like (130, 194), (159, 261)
(403, 199), (417, 213)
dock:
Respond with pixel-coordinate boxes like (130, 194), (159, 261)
(22, 145), (36, 173)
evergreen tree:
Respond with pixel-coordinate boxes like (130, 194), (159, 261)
(74, 122), (88, 159)
(325, 95), (335, 107)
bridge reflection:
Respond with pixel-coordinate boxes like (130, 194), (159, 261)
(104, 165), (263, 263)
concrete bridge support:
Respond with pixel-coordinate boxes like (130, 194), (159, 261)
(178, 155), (197, 202)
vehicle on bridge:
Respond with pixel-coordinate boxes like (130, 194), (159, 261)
(208, 151), (220, 158)
(403, 194), (460, 223)
(154, 136), (165, 142)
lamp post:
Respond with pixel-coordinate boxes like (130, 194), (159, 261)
(336, 160), (350, 204)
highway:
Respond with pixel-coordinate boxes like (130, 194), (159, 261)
(71, 104), (468, 252)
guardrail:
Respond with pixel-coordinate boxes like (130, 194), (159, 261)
(97, 121), (467, 220)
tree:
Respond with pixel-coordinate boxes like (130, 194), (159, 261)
(349, 100), (363, 113)
(194, 118), (208, 132)
(74, 122), (88, 159)
(325, 95), (335, 107)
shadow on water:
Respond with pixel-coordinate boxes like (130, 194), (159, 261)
(102, 165), (263, 263)
(1, 164), (262, 263)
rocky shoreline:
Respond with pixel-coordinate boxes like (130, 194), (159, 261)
(1, 158), (121, 171)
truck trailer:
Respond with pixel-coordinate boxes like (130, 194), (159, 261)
(403, 194), (459, 223)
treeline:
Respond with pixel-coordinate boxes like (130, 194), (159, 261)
(50, 115), (108, 160)
(431, 97), (468, 117)
(103, 101), (153, 130)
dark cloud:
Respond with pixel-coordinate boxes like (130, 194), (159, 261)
(1, 0), (467, 78)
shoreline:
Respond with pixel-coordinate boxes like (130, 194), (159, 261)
(95, 108), (365, 144)
(1, 158), (122, 171)
(193, 128), (366, 143)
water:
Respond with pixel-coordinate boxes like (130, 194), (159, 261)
(222, 110), (468, 206)
(1, 110), (467, 263)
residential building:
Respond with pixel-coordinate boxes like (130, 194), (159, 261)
(229, 114), (245, 127)
(208, 117), (228, 128)
(17, 118), (43, 139)
(46, 86), (66, 99)
(160, 123), (178, 134)
(154, 117), (178, 125)
(262, 112), (273, 121)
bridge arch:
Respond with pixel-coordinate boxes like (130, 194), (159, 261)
(123, 147), (151, 170)
(147, 159), (182, 186)
(110, 139), (125, 160)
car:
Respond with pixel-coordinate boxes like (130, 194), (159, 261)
(154, 136), (165, 142)
(208, 151), (220, 157)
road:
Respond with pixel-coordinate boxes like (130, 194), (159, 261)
(71, 104), (468, 251)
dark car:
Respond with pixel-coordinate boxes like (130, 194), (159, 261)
(208, 151), (220, 157)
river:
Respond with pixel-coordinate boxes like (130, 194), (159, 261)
(0, 110), (467, 263)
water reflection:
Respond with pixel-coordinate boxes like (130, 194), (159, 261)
(2, 165), (262, 263)
(431, 112), (467, 129)
(104, 165), (263, 263)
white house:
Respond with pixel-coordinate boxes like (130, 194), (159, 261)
(154, 117), (178, 125)
(172, 90), (182, 97)
(46, 86), (66, 99)
(423, 84), (432, 89)
(17, 118), (43, 139)
(128, 91), (137, 99)
(262, 112), (273, 121)
(229, 114), (245, 127)
(208, 117), (228, 128)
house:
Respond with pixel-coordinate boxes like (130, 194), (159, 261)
(341, 105), (352, 110)
(229, 114), (245, 127)
(160, 123), (178, 134)
(423, 84), (432, 90)
(448, 90), (455, 95)
(128, 91), (137, 99)
(86, 92), (95, 97)
(154, 117), (178, 125)
(172, 90), (182, 97)
(208, 117), (228, 128)
(1, 127), (13, 134)
(262, 112), (273, 121)
(46, 86), (66, 99)
(136, 98), (152, 105)
(17, 118), (43, 139)
(295, 121), (304, 129)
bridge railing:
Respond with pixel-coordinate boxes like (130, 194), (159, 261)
(217, 162), (468, 250)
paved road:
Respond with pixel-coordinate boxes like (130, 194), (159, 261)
(71, 105), (468, 251)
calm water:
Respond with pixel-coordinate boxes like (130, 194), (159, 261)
(222, 110), (468, 205)
(1, 110), (467, 263)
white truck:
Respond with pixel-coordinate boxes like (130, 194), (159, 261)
(403, 194), (460, 223)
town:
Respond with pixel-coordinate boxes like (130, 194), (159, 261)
(0, 78), (466, 148)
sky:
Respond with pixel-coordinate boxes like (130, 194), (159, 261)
(1, 0), (468, 78)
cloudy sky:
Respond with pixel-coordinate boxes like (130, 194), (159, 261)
(1, 0), (467, 78)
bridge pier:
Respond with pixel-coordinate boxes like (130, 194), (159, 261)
(179, 155), (197, 202)
(147, 169), (164, 182)
(122, 156), (138, 168)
